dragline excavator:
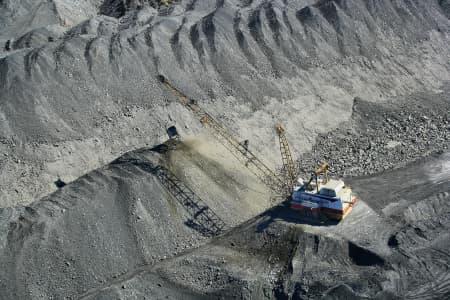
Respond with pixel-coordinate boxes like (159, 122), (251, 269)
(157, 75), (356, 220)
(275, 125), (357, 220)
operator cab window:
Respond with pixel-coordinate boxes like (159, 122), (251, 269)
(319, 188), (336, 197)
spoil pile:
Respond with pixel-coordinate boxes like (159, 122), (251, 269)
(298, 90), (450, 177)
(0, 0), (449, 299)
(77, 151), (450, 299)
(1, 0), (449, 206)
(0, 137), (271, 300)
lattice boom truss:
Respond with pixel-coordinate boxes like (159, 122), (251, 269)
(160, 76), (285, 195)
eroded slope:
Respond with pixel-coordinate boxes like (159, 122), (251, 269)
(77, 151), (450, 299)
(1, 0), (449, 206)
(0, 136), (272, 299)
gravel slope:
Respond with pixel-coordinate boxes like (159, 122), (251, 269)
(298, 87), (450, 178)
(68, 151), (449, 299)
(0, 0), (449, 299)
(1, 0), (449, 206)
(0, 137), (272, 299)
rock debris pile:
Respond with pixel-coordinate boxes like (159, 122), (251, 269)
(0, 0), (449, 299)
(299, 94), (449, 177)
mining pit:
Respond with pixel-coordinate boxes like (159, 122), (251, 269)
(0, 0), (449, 299)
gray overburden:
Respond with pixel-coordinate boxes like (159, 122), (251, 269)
(0, 0), (449, 299)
